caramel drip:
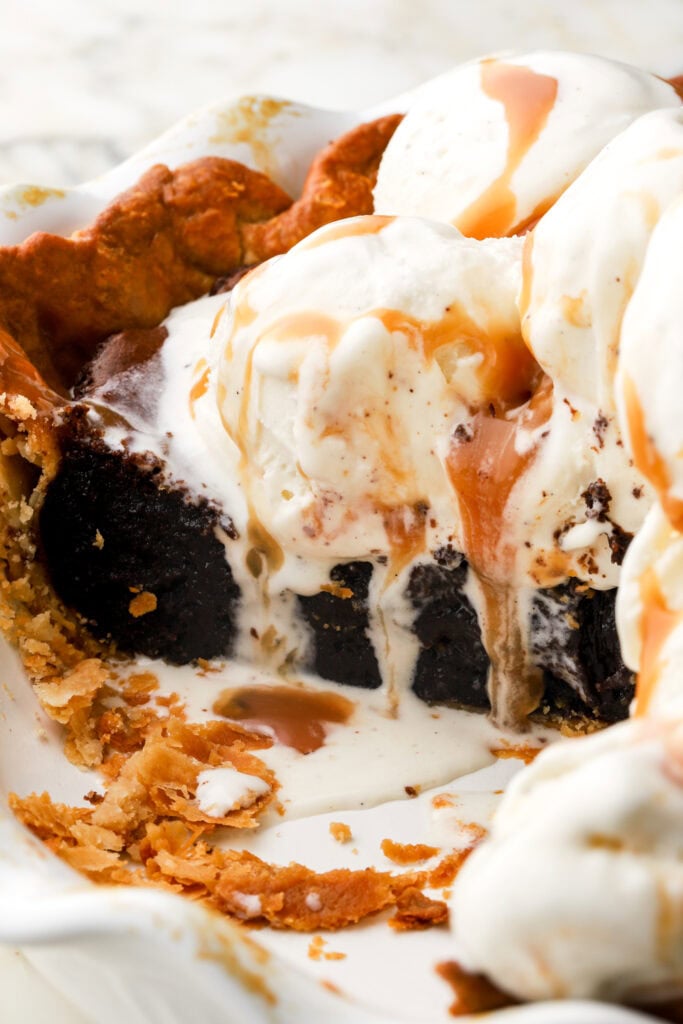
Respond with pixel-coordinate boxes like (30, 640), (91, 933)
(446, 377), (553, 725)
(435, 961), (515, 1016)
(301, 214), (395, 249)
(213, 684), (355, 754)
(560, 292), (591, 329)
(518, 233), (534, 330)
(381, 502), (428, 582)
(189, 360), (210, 418)
(220, 278), (285, 576)
(624, 375), (683, 531)
(210, 303), (227, 338)
(222, 276), (539, 598)
(635, 567), (681, 717)
(510, 190), (561, 235)
(245, 517), (284, 577)
(265, 311), (342, 348)
(447, 377), (552, 577)
(667, 75), (683, 101)
(376, 306), (537, 412)
(455, 62), (558, 239)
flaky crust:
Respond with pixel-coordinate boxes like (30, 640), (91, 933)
(0, 159), (291, 391)
(0, 114), (401, 395)
(242, 113), (403, 262)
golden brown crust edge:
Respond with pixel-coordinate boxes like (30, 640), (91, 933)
(0, 114), (402, 395)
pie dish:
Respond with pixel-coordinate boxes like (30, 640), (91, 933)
(3, 47), (683, 1024)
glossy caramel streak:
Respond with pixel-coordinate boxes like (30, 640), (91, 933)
(381, 501), (428, 581)
(667, 75), (683, 102)
(377, 306), (538, 411)
(624, 374), (683, 531)
(446, 376), (553, 577)
(300, 214), (394, 249)
(635, 566), (682, 717)
(189, 360), (210, 418)
(456, 61), (558, 239)
(446, 378), (552, 725)
(213, 685), (355, 754)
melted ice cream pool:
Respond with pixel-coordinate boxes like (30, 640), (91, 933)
(136, 656), (533, 820)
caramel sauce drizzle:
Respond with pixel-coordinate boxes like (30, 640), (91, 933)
(301, 214), (394, 249)
(222, 232), (550, 722)
(220, 278), (285, 578)
(228, 299), (536, 579)
(376, 305), (537, 412)
(455, 61), (558, 240)
(189, 359), (210, 418)
(635, 566), (681, 717)
(624, 375), (683, 532)
(213, 684), (355, 754)
(446, 377), (552, 725)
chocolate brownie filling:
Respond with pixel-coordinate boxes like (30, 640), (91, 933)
(40, 423), (239, 664)
(407, 554), (490, 710)
(532, 582), (634, 723)
(297, 561), (382, 689)
(38, 417), (634, 721)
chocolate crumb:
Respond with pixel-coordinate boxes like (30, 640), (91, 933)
(608, 523), (633, 566)
(583, 479), (612, 522)
(593, 413), (609, 448)
(452, 423), (473, 444)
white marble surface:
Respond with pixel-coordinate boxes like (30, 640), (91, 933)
(3, 1), (683, 1021)
(0, 0), (682, 186)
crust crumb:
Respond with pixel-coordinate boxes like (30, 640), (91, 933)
(128, 591), (157, 617)
(329, 821), (352, 844)
(308, 936), (346, 961)
(389, 888), (448, 931)
(381, 838), (440, 865)
(490, 743), (543, 764)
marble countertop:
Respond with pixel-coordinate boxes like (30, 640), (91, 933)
(1, 0), (683, 187)
(2, 1), (683, 1021)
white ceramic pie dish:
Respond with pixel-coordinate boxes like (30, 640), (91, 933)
(0, 81), (669, 1024)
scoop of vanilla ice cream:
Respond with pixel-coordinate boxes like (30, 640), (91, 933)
(216, 216), (524, 571)
(374, 52), (680, 237)
(506, 108), (683, 587)
(523, 107), (683, 412)
(616, 503), (683, 718)
(451, 719), (683, 1002)
(618, 193), (683, 527)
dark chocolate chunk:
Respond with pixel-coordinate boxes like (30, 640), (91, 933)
(608, 522), (633, 566)
(297, 561), (382, 689)
(531, 581), (634, 723)
(407, 557), (490, 709)
(39, 433), (239, 664)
